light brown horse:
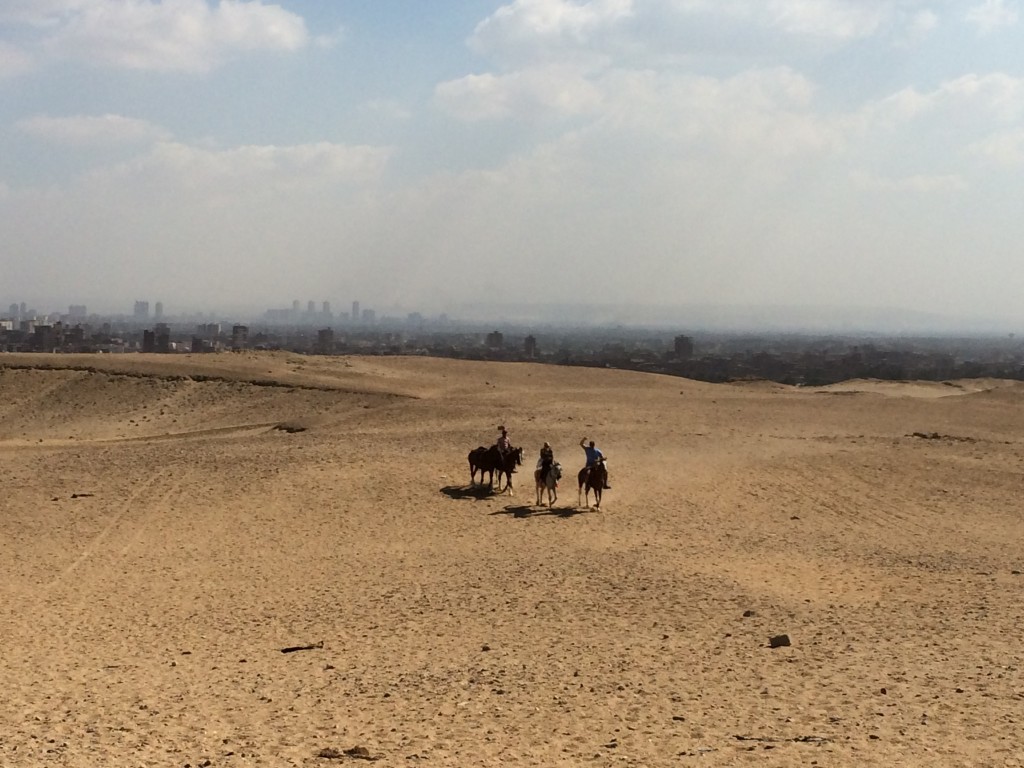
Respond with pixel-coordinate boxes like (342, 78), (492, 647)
(535, 461), (561, 507)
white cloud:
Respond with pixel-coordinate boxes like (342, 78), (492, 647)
(0, 1), (92, 26)
(969, 130), (1024, 165)
(590, 67), (838, 157)
(965, 0), (1019, 33)
(93, 141), (391, 190)
(16, 114), (170, 145)
(438, 62), (840, 160)
(470, 0), (633, 66)
(473, 0), (633, 48)
(10, 0), (308, 73)
(866, 73), (1024, 127)
(763, 0), (886, 39)
(436, 64), (603, 121)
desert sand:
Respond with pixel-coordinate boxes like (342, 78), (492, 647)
(2, 351), (1023, 767)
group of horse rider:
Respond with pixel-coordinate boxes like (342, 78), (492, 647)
(493, 426), (611, 490)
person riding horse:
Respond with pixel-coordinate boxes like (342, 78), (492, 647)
(496, 426), (515, 472)
(579, 437), (610, 489)
(537, 441), (555, 484)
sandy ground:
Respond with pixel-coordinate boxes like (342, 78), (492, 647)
(2, 351), (1023, 767)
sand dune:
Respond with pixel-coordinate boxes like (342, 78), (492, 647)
(2, 352), (1023, 767)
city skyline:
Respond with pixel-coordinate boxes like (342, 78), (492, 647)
(2, 1), (1024, 325)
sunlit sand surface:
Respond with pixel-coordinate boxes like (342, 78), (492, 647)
(3, 352), (1023, 767)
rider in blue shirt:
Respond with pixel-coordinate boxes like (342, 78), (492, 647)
(580, 437), (610, 489)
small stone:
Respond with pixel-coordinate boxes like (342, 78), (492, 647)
(481, 644), (491, 652)
(769, 634), (791, 648)
(743, 610), (757, 618)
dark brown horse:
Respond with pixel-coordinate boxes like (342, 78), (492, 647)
(468, 446), (493, 486)
(577, 458), (607, 508)
(469, 445), (524, 493)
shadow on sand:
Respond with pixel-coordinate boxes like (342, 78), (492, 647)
(490, 504), (593, 520)
(440, 484), (496, 501)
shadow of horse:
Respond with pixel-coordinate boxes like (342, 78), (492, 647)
(440, 485), (494, 501)
(490, 504), (593, 520)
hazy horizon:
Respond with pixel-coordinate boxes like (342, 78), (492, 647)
(3, 1), (1023, 325)
(6, 295), (1024, 336)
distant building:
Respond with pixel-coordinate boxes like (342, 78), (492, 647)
(322, 301), (331, 317)
(317, 328), (335, 353)
(134, 301), (150, 320)
(674, 334), (694, 359)
(486, 330), (504, 349)
(361, 308), (375, 324)
(154, 302), (164, 321)
(524, 335), (537, 358)
(33, 324), (60, 352)
(68, 305), (87, 319)
(231, 324), (249, 350)
(351, 301), (360, 323)
(307, 300), (316, 315)
(142, 329), (156, 353)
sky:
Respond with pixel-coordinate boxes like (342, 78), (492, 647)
(1, 0), (1023, 329)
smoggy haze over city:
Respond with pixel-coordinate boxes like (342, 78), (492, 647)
(2, 1), (1023, 331)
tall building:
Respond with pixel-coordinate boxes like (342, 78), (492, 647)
(322, 301), (331, 316)
(524, 335), (537, 358)
(154, 302), (164, 321)
(134, 301), (150, 320)
(307, 300), (316, 315)
(351, 301), (360, 323)
(673, 335), (694, 359)
(231, 324), (249, 350)
(317, 328), (335, 353)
